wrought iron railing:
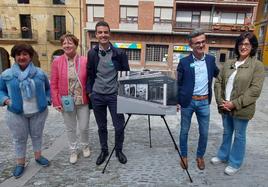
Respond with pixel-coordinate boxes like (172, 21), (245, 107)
(173, 21), (255, 32)
(0, 28), (38, 40)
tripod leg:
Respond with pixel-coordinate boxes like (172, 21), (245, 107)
(148, 115), (152, 148)
(102, 114), (132, 174)
(161, 115), (193, 183)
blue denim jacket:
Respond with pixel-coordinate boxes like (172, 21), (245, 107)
(0, 68), (51, 114)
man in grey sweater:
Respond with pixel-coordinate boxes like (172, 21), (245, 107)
(86, 21), (130, 165)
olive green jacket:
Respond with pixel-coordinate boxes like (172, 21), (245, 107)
(214, 57), (265, 120)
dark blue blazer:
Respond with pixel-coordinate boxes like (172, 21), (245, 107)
(176, 53), (219, 108)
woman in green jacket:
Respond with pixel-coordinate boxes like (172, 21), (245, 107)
(211, 32), (265, 175)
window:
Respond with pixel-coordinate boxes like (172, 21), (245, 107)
(120, 6), (138, 23)
(221, 13), (236, 24)
(154, 7), (172, 23)
(124, 49), (141, 61)
(54, 16), (66, 40)
(257, 50), (262, 61)
(192, 11), (201, 27)
(219, 53), (226, 63)
(175, 11), (201, 28)
(87, 5), (104, 22)
(53, 0), (64, 5)
(0, 19), (3, 38)
(236, 13), (245, 24)
(259, 26), (265, 42)
(213, 12), (250, 25)
(20, 14), (32, 39)
(146, 45), (168, 62)
(265, 0), (268, 13)
(18, 0), (29, 3)
(228, 48), (236, 59)
(91, 42), (98, 49)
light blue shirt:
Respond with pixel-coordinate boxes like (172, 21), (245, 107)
(193, 54), (208, 96)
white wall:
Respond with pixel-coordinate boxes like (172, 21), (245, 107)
(86, 0), (104, 5)
(119, 23), (138, 30)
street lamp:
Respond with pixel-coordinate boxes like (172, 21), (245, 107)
(59, 0), (75, 34)
(65, 8), (75, 34)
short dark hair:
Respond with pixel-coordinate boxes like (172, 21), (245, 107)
(11, 43), (35, 58)
(234, 32), (258, 59)
(188, 28), (205, 43)
(95, 21), (110, 32)
(60, 33), (79, 46)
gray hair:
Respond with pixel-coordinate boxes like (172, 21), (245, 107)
(188, 28), (205, 42)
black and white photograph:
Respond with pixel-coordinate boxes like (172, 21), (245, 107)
(129, 84), (136, 97)
(136, 84), (148, 100)
(123, 84), (130, 96)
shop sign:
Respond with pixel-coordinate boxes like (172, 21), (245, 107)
(114, 42), (142, 49)
(173, 45), (192, 51)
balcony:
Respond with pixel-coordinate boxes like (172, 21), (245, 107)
(46, 30), (63, 45)
(175, 0), (258, 3)
(174, 0), (258, 7)
(0, 28), (38, 43)
(173, 21), (255, 33)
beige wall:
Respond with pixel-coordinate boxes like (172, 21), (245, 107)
(0, 0), (83, 74)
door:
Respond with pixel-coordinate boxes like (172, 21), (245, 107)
(20, 14), (32, 39)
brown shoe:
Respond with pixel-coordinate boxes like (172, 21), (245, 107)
(180, 157), (188, 169)
(196, 157), (205, 170)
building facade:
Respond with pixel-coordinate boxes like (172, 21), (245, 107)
(0, 0), (84, 74)
(255, 0), (268, 67)
(85, 0), (258, 72)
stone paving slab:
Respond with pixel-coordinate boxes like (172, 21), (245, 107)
(0, 79), (268, 186)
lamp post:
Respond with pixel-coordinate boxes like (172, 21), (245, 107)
(65, 8), (75, 34)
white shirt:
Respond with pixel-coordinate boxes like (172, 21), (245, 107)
(22, 79), (39, 115)
(225, 60), (246, 101)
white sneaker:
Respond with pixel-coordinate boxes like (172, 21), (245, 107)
(224, 166), (240, 176)
(69, 152), (78, 164)
(82, 147), (91, 158)
(211, 157), (224, 165)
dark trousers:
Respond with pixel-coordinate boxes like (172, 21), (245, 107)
(91, 92), (125, 152)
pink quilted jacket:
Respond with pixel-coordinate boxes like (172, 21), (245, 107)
(50, 54), (89, 107)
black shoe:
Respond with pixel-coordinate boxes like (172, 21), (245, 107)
(116, 151), (127, 164)
(96, 151), (109, 165)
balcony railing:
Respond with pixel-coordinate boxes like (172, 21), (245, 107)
(173, 22), (255, 33)
(175, 0), (258, 2)
(47, 30), (64, 44)
(0, 28), (38, 41)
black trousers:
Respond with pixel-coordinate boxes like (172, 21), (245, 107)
(91, 92), (125, 151)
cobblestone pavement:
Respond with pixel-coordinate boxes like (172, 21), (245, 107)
(0, 79), (268, 187)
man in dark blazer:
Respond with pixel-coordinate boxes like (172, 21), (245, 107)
(177, 28), (219, 170)
(86, 21), (130, 166)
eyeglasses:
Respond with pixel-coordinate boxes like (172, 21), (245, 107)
(192, 40), (206, 46)
(238, 42), (251, 48)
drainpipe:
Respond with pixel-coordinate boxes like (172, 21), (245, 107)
(79, 0), (82, 55)
(210, 5), (215, 29)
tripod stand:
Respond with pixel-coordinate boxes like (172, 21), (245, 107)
(102, 113), (193, 183)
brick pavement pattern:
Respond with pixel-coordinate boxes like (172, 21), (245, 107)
(0, 79), (268, 187)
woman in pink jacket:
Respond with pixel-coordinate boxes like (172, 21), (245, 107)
(50, 34), (90, 164)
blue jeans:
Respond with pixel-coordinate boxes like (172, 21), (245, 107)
(217, 114), (249, 169)
(179, 99), (210, 158)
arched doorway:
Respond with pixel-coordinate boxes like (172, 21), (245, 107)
(32, 51), (40, 67)
(52, 49), (64, 62)
(0, 48), (10, 73)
